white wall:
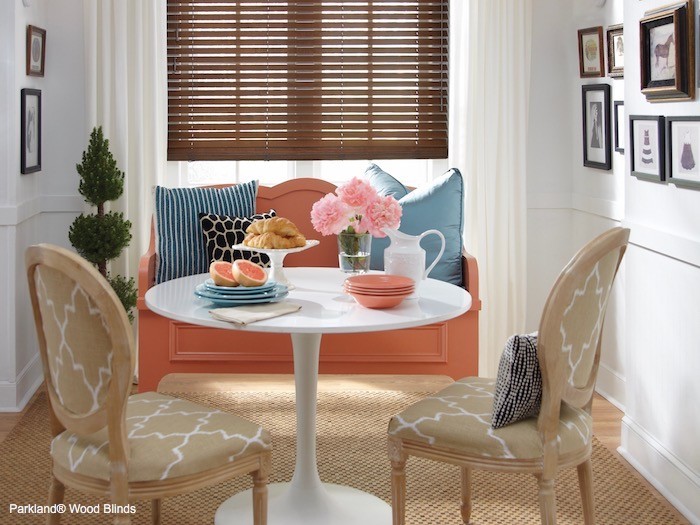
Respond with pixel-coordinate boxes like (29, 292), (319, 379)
(528, 0), (700, 521)
(0, 0), (84, 411)
(620, 1), (700, 521)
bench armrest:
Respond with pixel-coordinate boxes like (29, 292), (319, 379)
(462, 247), (481, 312)
(137, 220), (157, 310)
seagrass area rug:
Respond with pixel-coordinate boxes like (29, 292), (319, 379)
(0, 391), (688, 524)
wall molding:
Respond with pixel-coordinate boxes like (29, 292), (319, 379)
(0, 194), (82, 226)
(0, 353), (43, 412)
(620, 417), (700, 524)
(571, 193), (623, 221)
(595, 363), (625, 411)
(622, 220), (700, 269)
(527, 192), (572, 210)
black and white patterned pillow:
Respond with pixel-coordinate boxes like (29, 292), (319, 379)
(199, 210), (276, 267)
(491, 333), (542, 429)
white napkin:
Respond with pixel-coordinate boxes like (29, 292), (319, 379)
(209, 302), (301, 325)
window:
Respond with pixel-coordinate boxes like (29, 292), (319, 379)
(167, 1), (449, 161)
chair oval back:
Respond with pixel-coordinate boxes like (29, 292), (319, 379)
(26, 244), (133, 436)
(537, 228), (629, 430)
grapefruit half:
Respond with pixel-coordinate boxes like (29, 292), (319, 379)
(232, 259), (268, 287)
(210, 260), (239, 287)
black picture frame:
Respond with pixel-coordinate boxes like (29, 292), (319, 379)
(578, 26), (605, 78)
(665, 116), (700, 189)
(630, 115), (665, 182)
(26, 25), (46, 77)
(21, 88), (41, 174)
(607, 24), (624, 78)
(582, 84), (611, 170)
(640, 0), (695, 102)
(614, 101), (625, 154)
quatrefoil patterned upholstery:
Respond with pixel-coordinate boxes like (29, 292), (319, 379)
(51, 392), (271, 482)
(388, 377), (591, 459)
(34, 266), (113, 417)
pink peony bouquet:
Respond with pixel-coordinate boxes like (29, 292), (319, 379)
(310, 177), (402, 237)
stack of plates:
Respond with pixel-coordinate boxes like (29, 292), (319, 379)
(194, 278), (289, 306)
(344, 274), (415, 309)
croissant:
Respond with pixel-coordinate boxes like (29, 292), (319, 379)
(244, 231), (306, 249)
(247, 217), (300, 238)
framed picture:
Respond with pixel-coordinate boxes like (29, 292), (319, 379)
(666, 116), (700, 188)
(607, 24), (624, 77)
(26, 25), (46, 77)
(614, 101), (625, 154)
(578, 26), (605, 78)
(630, 115), (665, 182)
(639, 0), (695, 102)
(21, 88), (41, 174)
(582, 84), (611, 170)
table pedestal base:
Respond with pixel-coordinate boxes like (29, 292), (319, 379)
(214, 482), (391, 525)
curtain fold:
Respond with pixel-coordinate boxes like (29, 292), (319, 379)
(449, 1), (532, 377)
(83, 0), (167, 291)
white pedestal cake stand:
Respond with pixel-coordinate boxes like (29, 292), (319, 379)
(232, 239), (319, 289)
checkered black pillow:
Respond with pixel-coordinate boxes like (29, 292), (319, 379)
(491, 333), (541, 429)
(199, 210), (276, 267)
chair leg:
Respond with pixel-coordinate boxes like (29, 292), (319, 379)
(577, 459), (595, 525)
(388, 437), (408, 525)
(460, 467), (472, 524)
(151, 499), (162, 525)
(252, 453), (270, 525)
(537, 475), (557, 525)
(47, 476), (65, 525)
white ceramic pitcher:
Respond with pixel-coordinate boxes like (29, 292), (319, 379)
(382, 227), (446, 287)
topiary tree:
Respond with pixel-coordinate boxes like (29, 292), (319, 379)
(69, 126), (137, 321)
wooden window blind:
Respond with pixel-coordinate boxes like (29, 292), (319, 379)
(167, 1), (448, 161)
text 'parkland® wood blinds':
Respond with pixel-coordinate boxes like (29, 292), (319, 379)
(167, 1), (448, 161)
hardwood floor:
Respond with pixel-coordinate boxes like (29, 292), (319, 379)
(0, 375), (689, 523)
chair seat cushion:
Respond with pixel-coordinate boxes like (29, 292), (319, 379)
(388, 377), (591, 460)
(51, 392), (270, 482)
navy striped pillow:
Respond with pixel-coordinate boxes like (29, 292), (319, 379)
(154, 181), (258, 283)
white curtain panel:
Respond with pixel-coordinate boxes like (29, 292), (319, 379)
(450, 1), (532, 377)
(83, 0), (167, 287)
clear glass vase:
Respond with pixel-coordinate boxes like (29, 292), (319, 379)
(337, 232), (372, 274)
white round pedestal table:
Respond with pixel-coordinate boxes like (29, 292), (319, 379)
(145, 267), (472, 525)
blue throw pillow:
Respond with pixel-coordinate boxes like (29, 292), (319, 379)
(366, 167), (464, 286)
(155, 180), (259, 283)
(364, 163), (409, 200)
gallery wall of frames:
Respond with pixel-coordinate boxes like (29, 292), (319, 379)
(577, 0), (700, 191)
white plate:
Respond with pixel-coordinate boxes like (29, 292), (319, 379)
(231, 239), (320, 255)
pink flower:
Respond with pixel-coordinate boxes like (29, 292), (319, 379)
(365, 195), (402, 237)
(310, 193), (351, 236)
(336, 177), (379, 210)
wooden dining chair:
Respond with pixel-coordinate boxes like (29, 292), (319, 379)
(387, 227), (630, 524)
(26, 244), (272, 525)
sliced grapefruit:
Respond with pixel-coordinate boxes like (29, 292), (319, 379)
(232, 259), (268, 287)
(210, 260), (239, 287)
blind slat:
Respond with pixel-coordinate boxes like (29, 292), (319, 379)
(167, 0), (448, 161)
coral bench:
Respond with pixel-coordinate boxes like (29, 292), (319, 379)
(137, 178), (480, 392)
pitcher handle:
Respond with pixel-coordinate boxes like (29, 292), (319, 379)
(419, 229), (446, 279)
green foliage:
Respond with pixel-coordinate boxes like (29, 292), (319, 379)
(76, 127), (124, 206)
(109, 274), (137, 323)
(70, 126), (136, 322)
(68, 212), (133, 265)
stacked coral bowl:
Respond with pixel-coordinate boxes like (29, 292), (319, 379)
(344, 274), (415, 309)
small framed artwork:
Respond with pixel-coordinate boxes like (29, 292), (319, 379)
(26, 25), (46, 77)
(21, 88), (41, 174)
(614, 101), (625, 154)
(639, 0), (695, 102)
(630, 115), (665, 182)
(607, 24), (624, 77)
(666, 116), (700, 189)
(582, 84), (611, 170)
(578, 26), (605, 78)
